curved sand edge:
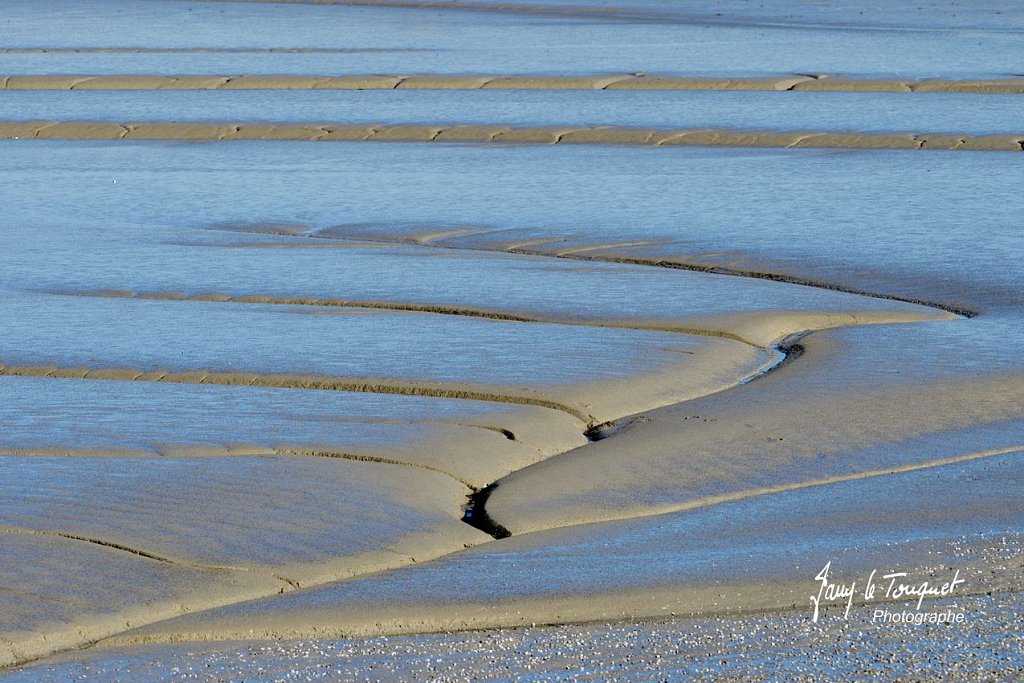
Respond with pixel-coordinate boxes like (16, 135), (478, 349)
(5, 73), (1024, 92)
(52, 288), (952, 350)
(0, 304), (946, 427)
(217, 224), (980, 317)
(485, 324), (1024, 534)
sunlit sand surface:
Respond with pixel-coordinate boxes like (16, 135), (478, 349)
(1, 0), (1021, 677)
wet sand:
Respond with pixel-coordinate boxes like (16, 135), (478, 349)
(1, 0), (1022, 678)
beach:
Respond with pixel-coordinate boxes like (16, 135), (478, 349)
(0, 1), (1021, 679)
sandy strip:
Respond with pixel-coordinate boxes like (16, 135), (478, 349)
(0, 120), (1020, 150)
(56, 288), (918, 345)
(4, 73), (1024, 92)
(0, 336), (774, 429)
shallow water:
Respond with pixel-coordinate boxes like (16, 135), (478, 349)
(0, 374), (552, 454)
(0, 291), (716, 388)
(2, 0), (1023, 76)
(3, 89), (1023, 135)
(2, 141), (1021, 315)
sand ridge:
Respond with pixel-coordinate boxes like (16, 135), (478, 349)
(55, 287), (941, 346)
(1, 120), (1021, 150)
(217, 223), (977, 317)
